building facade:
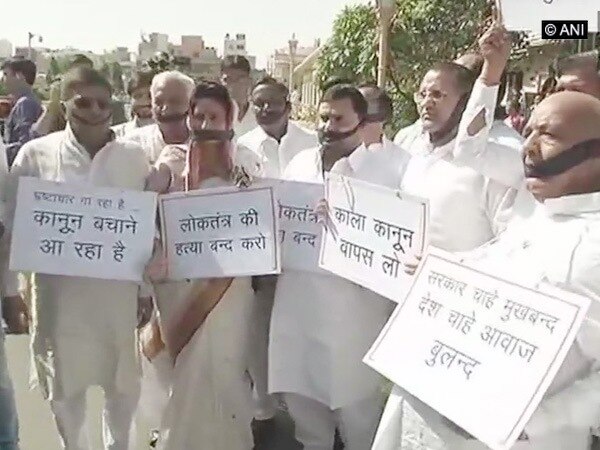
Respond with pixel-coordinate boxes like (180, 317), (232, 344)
(267, 38), (319, 87)
(223, 33), (256, 69)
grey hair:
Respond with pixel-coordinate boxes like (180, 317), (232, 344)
(150, 70), (195, 98)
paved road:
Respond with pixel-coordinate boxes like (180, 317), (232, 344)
(5, 335), (307, 450)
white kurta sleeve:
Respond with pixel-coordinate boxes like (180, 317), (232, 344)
(483, 178), (520, 236)
(526, 224), (600, 437)
(454, 80), (524, 189)
(525, 371), (600, 438)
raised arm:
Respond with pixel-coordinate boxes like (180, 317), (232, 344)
(453, 20), (523, 189)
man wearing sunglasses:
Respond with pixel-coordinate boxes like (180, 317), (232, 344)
(331, 83), (411, 189)
(7, 66), (152, 450)
(236, 77), (317, 445)
(125, 70), (194, 165)
(221, 56), (257, 137)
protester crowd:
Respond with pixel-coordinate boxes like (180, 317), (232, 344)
(1, 13), (600, 450)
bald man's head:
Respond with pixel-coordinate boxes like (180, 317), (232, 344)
(523, 91), (600, 193)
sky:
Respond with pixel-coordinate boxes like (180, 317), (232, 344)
(3, 0), (370, 68)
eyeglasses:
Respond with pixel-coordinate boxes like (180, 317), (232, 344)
(71, 96), (111, 110)
(414, 89), (449, 105)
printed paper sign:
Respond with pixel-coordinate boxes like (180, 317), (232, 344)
(159, 185), (280, 279)
(10, 177), (157, 281)
(319, 173), (428, 303)
(499, 0), (599, 32)
(271, 179), (326, 273)
(365, 249), (590, 450)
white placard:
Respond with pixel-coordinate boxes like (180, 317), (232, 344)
(499, 0), (599, 32)
(271, 179), (325, 273)
(319, 173), (428, 303)
(10, 177), (157, 281)
(159, 185), (280, 280)
(365, 249), (590, 450)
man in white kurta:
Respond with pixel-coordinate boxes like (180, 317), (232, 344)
(8, 67), (152, 450)
(236, 78), (317, 430)
(269, 84), (398, 450)
(333, 84), (411, 188)
(112, 71), (155, 138)
(124, 71), (194, 164)
(380, 91), (600, 450)
(221, 56), (257, 138)
(373, 23), (526, 449)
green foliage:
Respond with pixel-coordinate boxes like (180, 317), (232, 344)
(145, 52), (176, 74)
(46, 57), (63, 85)
(316, 0), (526, 133)
(0, 82), (7, 96)
(315, 5), (379, 85)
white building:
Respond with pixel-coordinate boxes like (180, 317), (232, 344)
(0, 39), (13, 59)
(267, 38), (320, 87)
(138, 32), (169, 61)
(224, 33), (247, 57)
(223, 33), (256, 69)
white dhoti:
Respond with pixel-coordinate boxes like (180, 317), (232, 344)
(31, 275), (140, 450)
(285, 392), (384, 450)
(372, 390), (591, 450)
(9, 128), (153, 450)
(136, 281), (190, 431)
(158, 277), (254, 450)
(248, 276), (278, 421)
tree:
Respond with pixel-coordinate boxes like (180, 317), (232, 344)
(316, 0), (527, 132)
(111, 62), (125, 93)
(46, 57), (63, 85)
(146, 52), (176, 74)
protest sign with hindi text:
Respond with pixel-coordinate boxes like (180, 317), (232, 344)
(159, 185), (280, 279)
(499, 0), (599, 32)
(10, 177), (157, 281)
(364, 249), (590, 450)
(319, 173), (428, 302)
(270, 179), (325, 273)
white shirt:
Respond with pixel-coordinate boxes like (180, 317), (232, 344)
(453, 80), (526, 190)
(396, 121), (520, 252)
(333, 136), (411, 189)
(269, 146), (394, 409)
(9, 126), (150, 400)
(232, 101), (258, 138)
(393, 193), (600, 450)
(236, 121), (318, 179)
(124, 123), (168, 165)
(112, 117), (154, 139)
